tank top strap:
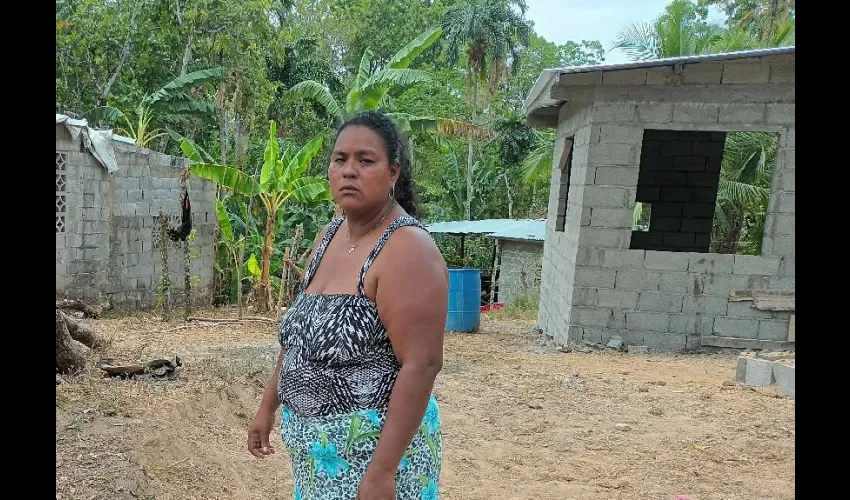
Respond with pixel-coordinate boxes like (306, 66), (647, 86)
(357, 215), (427, 297)
(300, 216), (346, 293)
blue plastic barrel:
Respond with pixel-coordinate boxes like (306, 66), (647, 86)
(446, 268), (481, 333)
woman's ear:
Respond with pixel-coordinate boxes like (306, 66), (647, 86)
(389, 163), (401, 183)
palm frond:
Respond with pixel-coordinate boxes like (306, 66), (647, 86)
(147, 67), (227, 106)
(346, 47), (374, 113)
(612, 22), (659, 60)
(287, 80), (343, 120)
(386, 26), (443, 69)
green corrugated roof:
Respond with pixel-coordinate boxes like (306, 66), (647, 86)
(425, 219), (545, 242)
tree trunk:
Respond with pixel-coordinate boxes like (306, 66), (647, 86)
(179, 33), (194, 76)
(503, 171), (513, 218)
(56, 299), (104, 319)
(489, 239), (501, 306)
(56, 309), (86, 374)
(62, 312), (104, 348)
(98, 5), (139, 105)
(235, 243), (245, 320)
(254, 209), (277, 313)
(183, 240), (191, 320)
(465, 76), (478, 221)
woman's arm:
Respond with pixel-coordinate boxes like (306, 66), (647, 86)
(367, 227), (448, 476)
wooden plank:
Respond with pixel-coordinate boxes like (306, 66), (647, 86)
(787, 314), (795, 342)
(753, 296), (795, 312)
(700, 335), (795, 350)
(728, 290), (795, 302)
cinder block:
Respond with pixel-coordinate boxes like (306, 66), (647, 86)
(766, 103), (795, 125)
(594, 166), (639, 188)
(721, 62), (770, 84)
(574, 266), (617, 288)
(779, 257), (795, 277)
(602, 69), (647, 85)
(772, 362), (795, 397)
(616, 270), (661, 291)
(681, 62), (723, 84)
(776, 191), (795, 214)
(743, 358), (775, 387)
(673, 103), (719, 123)
(580, 327), (603, 344)
(637, 103), (673, 123)
(644, 251), (689, 271)
(683, 295), (728, 315)
(669, 314), (714, 335)
(728, 299), (777, 318)
(588, 144), (635, 166)
(758, 319), (790, 341)
(590, 207), (632, 228)
(592, 102), (637, 122)
(714, 317), (758, 339)
(645, 67), (673, 85)
(637, 292), (683, 313)
(597, 289), (639, 309)
(770, 234), (795, 257)
(601, 249), (645, 269)
(571, 307), (613, 328)
(769, 60), (795, 84)
(561, 72), (603, 86)
(575, 248), (604, 266)
(626, 311), (670, 332)
(736, 356), (749, 382)
(572, 287), (598, 306)
(659, 273), (688, 293)
(733, 255), (781, 275)
(577, 227), (627, 247)
(719, 103), (765, 124)
(582, 186), (628, 207)
(643, 333), (686, 352)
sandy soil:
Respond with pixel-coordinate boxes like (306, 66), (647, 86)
(56, 310), (795, 500)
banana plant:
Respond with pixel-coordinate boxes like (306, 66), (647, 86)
(215, 200), (247, 319)
(287, 27), (491, 141)
(85, 67), (227, 148)
(187, 120), (332, 313)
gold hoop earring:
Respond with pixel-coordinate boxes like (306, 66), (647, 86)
(390, 185), (396, 199)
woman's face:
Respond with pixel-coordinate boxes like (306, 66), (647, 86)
(329, 125), (399, 215)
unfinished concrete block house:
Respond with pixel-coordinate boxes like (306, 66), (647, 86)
(56, 115), (217, 308)
(524, 47), (795, 352)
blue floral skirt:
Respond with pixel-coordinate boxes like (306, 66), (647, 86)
(280, 395), (442, 500)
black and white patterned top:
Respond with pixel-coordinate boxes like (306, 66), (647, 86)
(277, 214), (428, 417)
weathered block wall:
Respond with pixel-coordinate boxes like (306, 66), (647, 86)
(497, 239), (543, 305)
(537, 53), (795, 351)
(537, 102), (593, 344)
(631, 130), (726, 252)
(55, 124), (217, 308)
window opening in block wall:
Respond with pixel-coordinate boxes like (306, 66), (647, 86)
(554, 138), (574, 232)
(56, 152), (67, 233)
(632, 202), (651, 232)
(629, 130), (778, 255)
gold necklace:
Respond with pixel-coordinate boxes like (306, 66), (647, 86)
(345, 200), (395, 254)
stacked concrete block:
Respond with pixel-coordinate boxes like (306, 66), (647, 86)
(736, 352), (795, 397)
(496, 240), (543, 306)
(56, 129), (216, 308)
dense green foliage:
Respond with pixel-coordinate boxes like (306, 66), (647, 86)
(56, 0), (795, 306)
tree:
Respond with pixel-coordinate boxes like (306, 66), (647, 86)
(85, 67), (227, 148)
(287, 27), (442, 124)
(612, 0), (723, 60)
(442, 0), (532, 219)
(188, 121), (332, 313)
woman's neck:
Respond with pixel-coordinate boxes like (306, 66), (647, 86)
(346, 199), (396, 238)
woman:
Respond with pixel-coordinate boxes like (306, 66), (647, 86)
(248, 111), (448, 500)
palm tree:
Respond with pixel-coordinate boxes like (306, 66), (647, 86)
(85, 67), (227, 148)
(442, 0), (532, 219)
(612, 0), (724, 60)
(712, 132), (776, 255)
(188, 121), (332, 312)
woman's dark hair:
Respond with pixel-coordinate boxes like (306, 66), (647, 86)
(335, 111), (420, 218)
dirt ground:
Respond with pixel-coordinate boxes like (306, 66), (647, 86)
(56, 310), (795, 500)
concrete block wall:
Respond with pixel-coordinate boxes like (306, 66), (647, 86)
(55, 125), (217, 308)
(631, 130), (726, 252)
(496, 239), (543, 305)
(536, 53), (795, 351)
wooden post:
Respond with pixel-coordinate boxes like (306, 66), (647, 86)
(489, 239), (501, 307)
(460, 234), (467, 267)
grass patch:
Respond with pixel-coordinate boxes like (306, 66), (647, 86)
(486, 292), (539, 321)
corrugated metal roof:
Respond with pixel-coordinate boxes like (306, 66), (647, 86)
(426, 219), (545, 242)
(524, 47), (795, 120)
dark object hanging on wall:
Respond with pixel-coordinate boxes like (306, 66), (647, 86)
(167, 190), (193, 241)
